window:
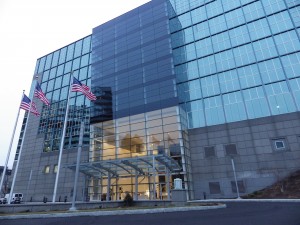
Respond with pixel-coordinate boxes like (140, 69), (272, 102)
(231, 180), (246, 193)
(54, 165), (58, 173)
(38, 57), (46, 73)
(265, 81), (297, 115)
(268, 11), (293, 35)
(275, 140), (284, 149)
(173, 46), (186, 65)
(238, 64), (262, 89)
(290, 6), (300, 27)
(243, 1), (264, 22)
(223, 0), (241, 12)
(223, 92), (247, 122)
(262, 0), (286, 15)
(206, 0), (223, 18)
(233, 43), (255, 67)
(225, 144), (238, 155)
(253, 37), (277, 61)
(82, 36), (91, 55)
(290, 78), (300, 109)
(209, 15), (227, 35)
(195, 37), (213, 58)
(201, 75), (220, 98)
(51, 50), (60, 68)
(170, 17), (182, 33)
(258, 58), (285, 84)
(66, 44), (75, 61)
(243, 87), (271, 119)
(219, 70), (240, 93)
(44, 165), (50, 174)
(193, 21), (210, 40)
(171, 31), (185, 48)
(178, 12), (192, 29)
(185, 43), (197, 61)
(248, 18), (271, 41)
(282, 52), (300, 79)
(215, 50), (235, 72)
(74, 40), (83, 58)
(212, 32), (231, 53)
(185, 100), (206, 128)
(204, 146), (216, 158)
(229, 25), (250, 47)
(275, 30), (300, 56)
(44, 54), (53, 70)
(226, 8), (245, 29)
(209, 182), (221, 194)
(175, 60), (199, 83)
(191, 5), (206, 24)
(198, 55), (217, 77)
(204, 96), (225, 126)
(59, 47), (67, 64)
(272, 138), (288, 151)
(186, 79), (202, 101)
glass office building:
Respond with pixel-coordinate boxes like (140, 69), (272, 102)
(10, 0), (300, 201)
(10, 35), (93, 201)
(168, 0), (300, 199)
(170, 0), (300, 128)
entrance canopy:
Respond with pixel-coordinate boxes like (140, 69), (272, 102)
(66, 155), (181, 178)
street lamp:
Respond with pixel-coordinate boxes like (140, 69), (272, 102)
(231, 158), (241, 199)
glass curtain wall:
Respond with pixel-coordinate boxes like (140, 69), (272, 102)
(168, 0), (300, 129)
(90, 107), (182, 200)
(89, 0), (190, 201)
(34, 35), (93, 153)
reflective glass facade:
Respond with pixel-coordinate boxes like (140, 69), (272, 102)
(10, 36), (94, 201)
(88, 0), (191, 200)
(168, 0), (300, 128)
(35, 36), (92, 152)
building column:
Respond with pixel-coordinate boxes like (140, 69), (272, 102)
(166, 167), (170, 200)
(135, 171), (138, 200)
(106, 173), (111, 201)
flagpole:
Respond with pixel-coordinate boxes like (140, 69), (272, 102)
(52, 72), (73, 203)
(9, 91), (34, 204)
(0, 91), (24, 198)
(69, 120), (84, 211)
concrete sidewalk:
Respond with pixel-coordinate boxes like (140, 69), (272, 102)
(0, 204), (226, 220)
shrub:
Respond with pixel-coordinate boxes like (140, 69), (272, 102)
(123, 192), (133, 207)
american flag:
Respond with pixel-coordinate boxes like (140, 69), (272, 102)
(20, 94), (40, 116)
(34, 82), (50, 106)
(71, 77), (97, 101)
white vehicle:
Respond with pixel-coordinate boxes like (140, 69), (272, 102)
(0, 196), (7, 204)
(5, 193), (23, 204)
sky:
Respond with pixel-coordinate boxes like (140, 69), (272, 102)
(0, 0), (150, 168)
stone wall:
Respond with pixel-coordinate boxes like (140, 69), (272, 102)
(189, 112), (300, 199)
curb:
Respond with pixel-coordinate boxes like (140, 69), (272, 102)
(189, 199), (300, 203)
(0, 204), (226, 220)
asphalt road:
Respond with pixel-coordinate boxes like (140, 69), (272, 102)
(1, 202), (300, 225)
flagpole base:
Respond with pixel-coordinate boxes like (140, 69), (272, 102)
(69, 207), (77, 211)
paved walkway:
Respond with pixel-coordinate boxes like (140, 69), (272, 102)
(0, 204), (226, 220)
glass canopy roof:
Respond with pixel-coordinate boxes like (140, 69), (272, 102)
(66, 154), (181, 178)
